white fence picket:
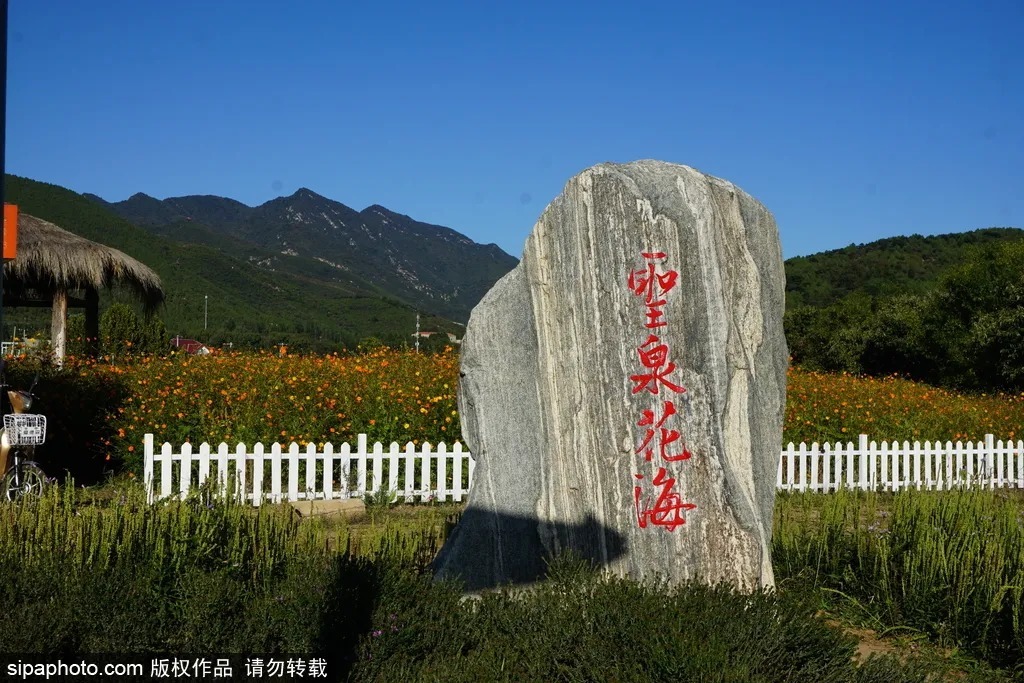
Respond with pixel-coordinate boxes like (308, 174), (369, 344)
(287, 442), (300, 501)
(437, 442), (448, 502)
(388, 442), (400, 494)
(198, 443), (211, 487)
(453, 442), (465, 501)
(305, 443), (317, 498)
(323, 442), (336, 500)
(143, 434), (155, 503)
(420, 442), (432, 502)
(270, 443), (283, 503)
(403, 442), (416, 500)
(179, 442), (192, 500)
(338, 442), (351, 498)
(217, 442), (229, 498)
(356, 435), (368, 495)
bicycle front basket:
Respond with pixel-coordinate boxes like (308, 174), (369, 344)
(4, 414), (46, 446)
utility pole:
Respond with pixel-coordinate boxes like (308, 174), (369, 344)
(204, 295), (208, 331)
(415, 313), (420, 353)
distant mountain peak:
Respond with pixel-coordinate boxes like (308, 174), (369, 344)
(167, 193), (252, 207)
(128, 192), (158, 201)
(291, 187), (322, 200)
(81, 192), (110, 206)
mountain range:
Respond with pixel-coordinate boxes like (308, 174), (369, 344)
(87, 188), (518, 323)
(3, 175), (517, 351)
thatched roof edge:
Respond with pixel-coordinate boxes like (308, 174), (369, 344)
(3, 213), (164, 309)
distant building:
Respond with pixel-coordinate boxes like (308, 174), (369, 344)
(410, 330), (461, 344)
(171, 336), (211, 355)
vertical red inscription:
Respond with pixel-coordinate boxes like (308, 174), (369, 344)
(627, 251), (695, 531)
(628, 253), (679, 329)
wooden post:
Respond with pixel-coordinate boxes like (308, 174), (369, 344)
(85, 286), (99, 356)
(51, 288), (67, 365)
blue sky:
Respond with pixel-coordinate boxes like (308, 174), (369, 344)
(7, 0), (1022, 258)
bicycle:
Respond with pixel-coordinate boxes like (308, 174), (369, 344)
(0, 364), (48, 501)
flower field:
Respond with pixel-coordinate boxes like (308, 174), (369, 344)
(56, 347), (460, 473)
(11, 350), (1024, 476)
(785, 367), (1024, 444)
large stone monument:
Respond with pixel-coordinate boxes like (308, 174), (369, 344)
(433, 160), (787, 592)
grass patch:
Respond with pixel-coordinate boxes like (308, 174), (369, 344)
(0, 485), (952, 681)
(774, 487), (1024, 671)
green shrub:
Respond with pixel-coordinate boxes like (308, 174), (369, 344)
(0, 356), (131, 483)
(350, 556), (925, 683)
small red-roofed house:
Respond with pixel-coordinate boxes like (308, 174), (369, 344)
(171, 336), (211, 355)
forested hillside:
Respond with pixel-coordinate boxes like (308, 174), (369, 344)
(3, 176), (460, 351)
(785, 229), (1024, 392)
(785, 228), (1024, 309)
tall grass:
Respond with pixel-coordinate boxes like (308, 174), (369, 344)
(0, 483), (454, 577)
(0, 485), (1011, 680)
(774, 487), (1024, 668)
(0, 485), (928, 682)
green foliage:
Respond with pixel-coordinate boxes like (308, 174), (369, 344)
(1, 356), (128, 483)
(364, 488), (399, 510)
(774, 488), (1024, 669)
(788, 237), (1024, 392)
(784, 228), (1024, 310)
(932, 241), (1024, 390)
(65, 314), (88, 357)
(99, 303), (168, 357)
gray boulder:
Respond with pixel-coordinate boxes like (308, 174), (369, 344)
(433, 160), (787, 592)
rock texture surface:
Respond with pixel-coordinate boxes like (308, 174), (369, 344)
(433, 160), (787, 592)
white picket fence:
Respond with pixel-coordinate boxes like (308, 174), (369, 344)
(143, 433), (474, 505)
(777, 434), (1024, 492)
(144, 433), (1024, 505)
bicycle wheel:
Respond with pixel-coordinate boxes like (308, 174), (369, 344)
(1, 461), (47, 501)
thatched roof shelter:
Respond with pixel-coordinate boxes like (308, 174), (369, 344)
(3, 213), (164, 361)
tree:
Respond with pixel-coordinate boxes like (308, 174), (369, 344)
(100, 304), (169, 357)
(860, 294), (933, 379)
(928, 241), (1024, 390)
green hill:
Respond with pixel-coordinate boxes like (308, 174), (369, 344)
(784, 228), (1024, 309)
(783, 228), (1024, 391)
(3, 175), (460, 351)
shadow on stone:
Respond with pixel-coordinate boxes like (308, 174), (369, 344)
(432, 508), (627, 592)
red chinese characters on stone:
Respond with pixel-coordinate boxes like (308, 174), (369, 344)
(628, 252), (679, 330)
(626, 250), (696, 531)
(635, 401), (692, 462)
(630, 335), (685, 395)
(633, 468), (696, 531)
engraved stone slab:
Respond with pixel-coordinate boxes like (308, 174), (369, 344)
(433, 160), (787, 592)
